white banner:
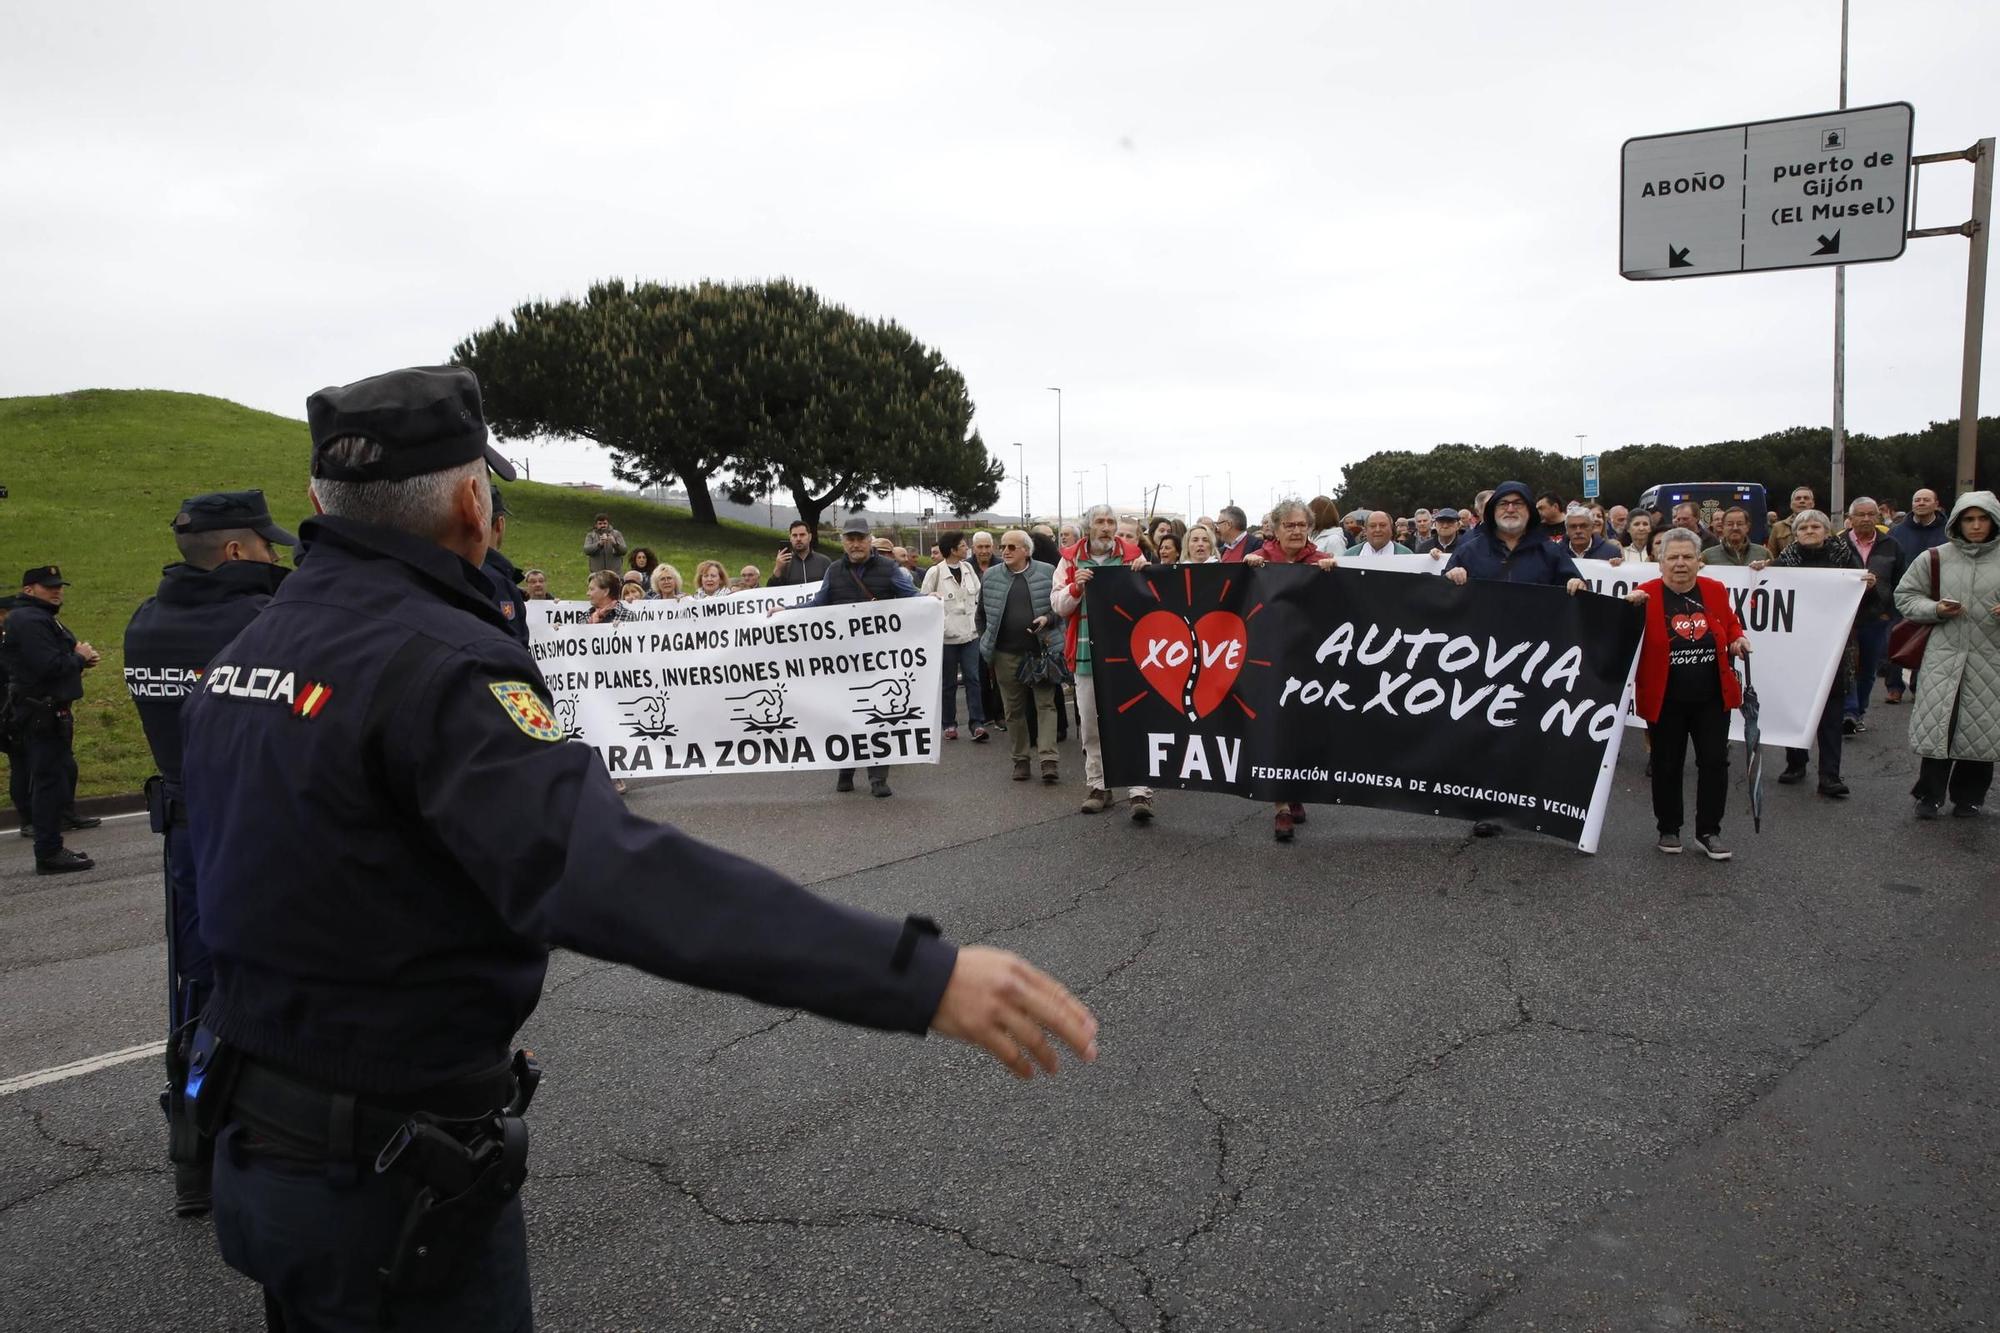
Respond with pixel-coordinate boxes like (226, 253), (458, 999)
(525, 585), (946, 778)
(1355, 552), (1866, 749)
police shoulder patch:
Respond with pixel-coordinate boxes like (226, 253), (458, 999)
(489, 681), (562, 741)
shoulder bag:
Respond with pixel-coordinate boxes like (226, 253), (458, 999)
(1886, 548), (1941, 670)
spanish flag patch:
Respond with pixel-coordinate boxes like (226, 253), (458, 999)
(490, 681), (563, 741)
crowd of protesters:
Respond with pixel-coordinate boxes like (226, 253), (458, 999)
(15, 482), (1990, 878)
(549, 481), (1997, 849)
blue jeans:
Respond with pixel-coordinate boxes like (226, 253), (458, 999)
(1846, 617), (1891, 719)
(213, 1122), (533, 1331)
(939, 640), (985, 728)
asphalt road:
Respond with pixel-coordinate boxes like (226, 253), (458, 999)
(1, 705), (1993, 1331)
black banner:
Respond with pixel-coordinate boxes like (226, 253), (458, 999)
(1083, 564), (1644, 847)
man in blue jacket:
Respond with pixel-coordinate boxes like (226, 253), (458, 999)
(794, 514), (920, 796)
(1444, 481), (1590, 835)
(1445, 481), (1588, 591)
(1883, 487), (1951, 704)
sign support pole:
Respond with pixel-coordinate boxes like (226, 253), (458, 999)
(1956, 138), (1991, 496)
(1830, 0), (1850, 517)
(1907, 138), (1992, 495)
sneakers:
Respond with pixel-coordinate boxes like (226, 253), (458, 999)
(1916, 799), (1942, 820)
(989, 720), (1007, 731)
(1695, 834), (1732, 861)
(1777, 765), (1808, 785)
(36, 848), (94, 874)
(1952, 802), (1983, 818)
(1656, 833), (1682, 855)
(869, 775), (892, 798)
(1130, 795), (1154, 823)
(1274, 809), (1295, 843)
(971, 727), (990, 743)
(1818, 778), (1850, 799)
(1471, 820), (1501, 838)
(1852, 718), (1868, 734)
(943, 725), (958, 740)
(1012, 758), (1031, 782)
(1841, 716), (1858, 735)
(1041, 760), (1060, 784)
(835, 770), (855, 793)
(1080, 789), (1109, 814)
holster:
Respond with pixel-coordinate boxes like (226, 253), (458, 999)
(374, 1050), (542, 1300)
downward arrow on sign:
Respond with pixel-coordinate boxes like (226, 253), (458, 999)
(1814, 230), (1842, 256)
(1668, 245), (1692, 268)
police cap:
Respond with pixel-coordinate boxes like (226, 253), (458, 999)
(306, 366), (517, 484)
(22, 565), (70, 588)
(172, 489), (299, 546)
(490, 484), (510, 517)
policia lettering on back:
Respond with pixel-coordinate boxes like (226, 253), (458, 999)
(178, 365), (1098, 1329)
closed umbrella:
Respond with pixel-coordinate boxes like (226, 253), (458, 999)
(1739, 654), (1764, 832)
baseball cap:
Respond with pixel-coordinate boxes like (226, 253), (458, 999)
(172, 489), (298, 546)
(22, 565), (69, 588)
(839, 515), (871, 537)
(306, 366), (516, 483)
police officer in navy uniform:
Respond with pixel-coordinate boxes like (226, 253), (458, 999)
(124, 490), (295, 1216)
(794, 513), (922, 797)
(179, 366), (1097, 1332)
(1, 566), (102, 873)
(0, 595), (34, 825)
(481, 483), (530, 646)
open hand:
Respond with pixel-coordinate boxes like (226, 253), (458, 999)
(931, 945), (1099, 1079)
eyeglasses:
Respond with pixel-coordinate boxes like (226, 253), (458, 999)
(1494, 498), (1528, 509)
(1278, 521), (1310, 531)
(1001, 542), (1025, 550)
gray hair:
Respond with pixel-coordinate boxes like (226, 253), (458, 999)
(1792, 508), (1831, 531)
(311, 441), (488, 541)
(1270, 498), (1310, 526)
(1218, 504), (1248, 529)
(1847, 496), (1878, 515)
(971, 530), (994, 544)
(1084, 503), (1116, 524)
(1658, 527), (1703, 556)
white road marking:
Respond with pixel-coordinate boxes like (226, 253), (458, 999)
(0, 1040), (166, 1097)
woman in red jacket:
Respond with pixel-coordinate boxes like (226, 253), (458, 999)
(1628, 527), (1753, 860)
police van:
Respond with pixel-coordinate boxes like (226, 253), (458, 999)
(1635, 482), (1769, 542)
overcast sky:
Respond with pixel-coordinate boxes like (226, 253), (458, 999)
(4, 0), (1993, 520)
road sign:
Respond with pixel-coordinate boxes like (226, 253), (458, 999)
(1621, 102), (1913, 280)
(1582, 455), (1600, 500)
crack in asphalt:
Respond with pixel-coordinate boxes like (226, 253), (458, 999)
(620, 1082), (1264, 1333)
(626, 1154), (1140, 1332)
(1075, 926), (1161, 1000)
(1117, 1084), (1269, 1332)
(703, 1010), (806, 1064)
(708, 816), (1252, 1064)
(543, 958), (624, 1000)
(3, 1105), (167, 1214)
(1356, 954), (1673, 1110)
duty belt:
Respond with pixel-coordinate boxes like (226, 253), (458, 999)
(229, 1053), (531, 1161)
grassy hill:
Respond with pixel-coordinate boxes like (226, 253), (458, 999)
(0, 390), (799, 797)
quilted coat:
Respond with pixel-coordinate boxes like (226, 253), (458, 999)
(1893, 490), (2000, 762)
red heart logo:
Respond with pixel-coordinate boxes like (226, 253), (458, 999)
(1132, 609), (1248, 719)
(1670, 611), (1706, 642)
(1134, 610), (1196, 715)
(1190, 611), (1248, 718)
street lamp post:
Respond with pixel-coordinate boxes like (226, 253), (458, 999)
(1074, 470), (1089, 521)
(1101, 463), (1110, 508)
(1045, 387), (1064, 530)
(1012, 442), (1026, 521)
(1193, 474), (1209, 519)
